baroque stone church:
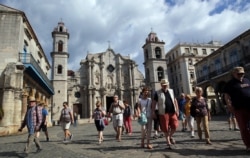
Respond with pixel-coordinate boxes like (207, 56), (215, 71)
(51, 22), (145, 120)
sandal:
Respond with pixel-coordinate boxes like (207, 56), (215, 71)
(147, 144), (153, 149)
(153, 135), (158, 139)
(170, 138), (176, 144)
(166, 144), (173, 150)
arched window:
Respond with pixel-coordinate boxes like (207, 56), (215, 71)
(58, 41), (63, 52)
(145, 49), (149, 59)
(57, 65), (63, 74)
(157, 67), (164, 81)
(155, 47), (161, 59)
(59, 26), (63, 32)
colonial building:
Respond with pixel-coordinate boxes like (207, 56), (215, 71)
(165, 41), (222, 97)
(0, 4), (54, 135)
(195, 29), (250, 114)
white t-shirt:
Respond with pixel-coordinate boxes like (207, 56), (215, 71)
(139, 98), (152, 118)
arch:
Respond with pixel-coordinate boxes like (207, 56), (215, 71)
(57, 65), (63, 74)
(157, 67), (164, 81)
(155, 47), (161, 59)
(58, 41), (63, 52)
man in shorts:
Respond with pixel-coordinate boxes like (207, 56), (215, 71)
(108, 95), (125, 142)
(152, 79), (179, 149)
(36, 103), (49, 141)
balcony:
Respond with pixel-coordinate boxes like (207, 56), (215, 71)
(19, 53), (54, 95)
(196, 54), (250, 84)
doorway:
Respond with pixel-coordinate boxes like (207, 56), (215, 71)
(106, 96), (113, 112)
(73, 103), (82, 118)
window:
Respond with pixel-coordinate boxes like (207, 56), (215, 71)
(190, 72), (194, 79)
(193, 48), (198, 55)
(230, 50), (238, 66)
(58, 41), (63, 52)
(202, 49), (207, 55)
(188, 58), (192, 65)
(155, 47), (161, 59)
(145, 49), (148, 59)
(57, 65), (63, 74)
(59, 26), (63, 32)
(185, 48), (190, 53)
(157, 67), (164, 81)
(215, 59), (222, 73)
(211, 49), (215, 53)
(107, 64), (115, 73)
(146, 68), (150, 80)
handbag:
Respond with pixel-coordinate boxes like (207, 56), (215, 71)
(103, 117), (109, 126)
(138, 112), (147, 125)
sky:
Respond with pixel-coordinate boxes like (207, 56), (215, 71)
(1, 0), (250, 74)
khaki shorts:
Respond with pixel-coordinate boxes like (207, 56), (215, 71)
(61, 121), (71, 130)
(112, 113), (123, 127)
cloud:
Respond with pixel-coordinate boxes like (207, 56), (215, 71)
(1, 0), (250, 74)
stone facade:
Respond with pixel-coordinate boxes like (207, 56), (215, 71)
(72, 48), (144, 118)
(0, 4), (54, 136)
(142, 31), (168, 92)
(50, 22), (69, 123)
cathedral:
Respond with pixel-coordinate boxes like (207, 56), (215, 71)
(51, 22), (145, 121)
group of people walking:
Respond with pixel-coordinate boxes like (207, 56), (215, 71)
(18, 99), (76, 155)
(18, 66), (250, 154)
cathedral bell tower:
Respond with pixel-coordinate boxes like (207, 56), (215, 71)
(50, 21), (69, 123)
(142, 30), (167, 91)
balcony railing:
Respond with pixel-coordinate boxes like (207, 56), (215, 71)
(196, 54), (250, 83)
(19, 53), (53, 89)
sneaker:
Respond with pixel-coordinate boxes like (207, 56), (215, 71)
(36, 148), (42, 153)
(246, 147), (250, 152)
(153, 135), (158, 139)
(24, 148), (28, 154)
(234, 128), (240, 131)
(70, 134), (73, 141)
(63, 138), (68, 143)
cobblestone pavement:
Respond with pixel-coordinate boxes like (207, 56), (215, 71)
(0, 115), (250, 158)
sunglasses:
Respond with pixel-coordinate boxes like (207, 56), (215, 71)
(237, 73), (245, 76)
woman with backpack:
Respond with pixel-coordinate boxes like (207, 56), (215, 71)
(137, 86), (153, 149)
(92, 101), (106, 144)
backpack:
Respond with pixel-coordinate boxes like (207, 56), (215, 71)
(93, 109), (103, 120)
(123, 106), (131, 117)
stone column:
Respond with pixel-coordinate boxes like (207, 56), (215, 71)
(88, 91), (93, 118)
(1, 89), (15, 126)
(21, 92), (28, 120)
(88, 62), (92, 86)
(14, 90), (22, 126)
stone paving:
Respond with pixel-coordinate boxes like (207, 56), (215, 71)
(0, 115), (250, 158)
